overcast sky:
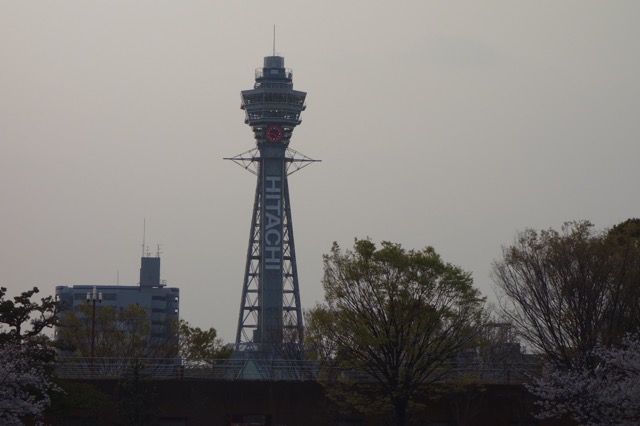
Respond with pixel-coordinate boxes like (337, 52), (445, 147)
(1, 1), (639, 343)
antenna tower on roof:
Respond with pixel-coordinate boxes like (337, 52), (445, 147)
(142, 218), (146, 257)
(273, 25), (276, 56)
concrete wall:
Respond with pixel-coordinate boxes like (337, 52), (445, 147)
(46, 379), (573, 426)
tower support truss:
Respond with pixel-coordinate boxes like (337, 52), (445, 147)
(225, 55), (318, 355)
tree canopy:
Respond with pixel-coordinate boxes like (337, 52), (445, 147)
(306, 239), (486, 426)
(493, 219), (640, 425)
(178, 319), (232, 364)
(0, 286), (59, 345)
(529, 333), (640, 426)
(492, 220), (640, 367)
(0, 287), (61, 424)
(56, 303), (177, 359)
(57, 305), (232, 366)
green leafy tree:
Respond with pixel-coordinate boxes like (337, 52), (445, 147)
(178, 319), (232, 364)
(56, 303), (177, 359)
(306, 239), (487, 426)
(0, 286), (60, 345)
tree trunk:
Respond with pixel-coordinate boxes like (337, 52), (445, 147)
(393, 396), (409, 426)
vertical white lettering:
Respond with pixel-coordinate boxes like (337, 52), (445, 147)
(265, 228), (281, 245)
(264, 247), (281, 270)
(263, 176), (282, 271)
(265, 176), (280, 191)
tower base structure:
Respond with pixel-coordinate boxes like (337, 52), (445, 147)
(226, 146), (318, 359)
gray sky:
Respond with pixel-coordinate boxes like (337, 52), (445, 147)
(2, 1), (639, 343)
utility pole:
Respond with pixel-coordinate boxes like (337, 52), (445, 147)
(86, 286), (102, 367)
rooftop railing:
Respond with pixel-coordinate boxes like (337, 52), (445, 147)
(54, 357), (541, 384)
(255, 68), (293, 80)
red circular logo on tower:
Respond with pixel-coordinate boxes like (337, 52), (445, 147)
(266, 125), (283, 142)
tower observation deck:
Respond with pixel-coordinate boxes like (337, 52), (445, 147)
(226, 55), (318, 356)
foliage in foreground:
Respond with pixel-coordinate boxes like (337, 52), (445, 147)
(493, 219), (640, 425)
(306, 239), (487, 426)
(529, 333), (640, 426)
(493, 220), (640, 368)
(56, 303), (178, 359)
(0, 287), (61, 424)
(0, 342), (59, 425)
(178, 319), (233, 364)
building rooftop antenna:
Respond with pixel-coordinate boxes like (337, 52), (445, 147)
(142, 218), (146, 257)
(273, 24), (276, 56)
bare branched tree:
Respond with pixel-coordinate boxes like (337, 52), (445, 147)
(492, 220), (640, 368)
(493, 219), (640, 424)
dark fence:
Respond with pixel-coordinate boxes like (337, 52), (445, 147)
(54, 356), (541, 384)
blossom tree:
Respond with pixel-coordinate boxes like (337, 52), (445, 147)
(0, 287), (61, 424)
(0, 342), (59, 425)
(529, 334), (640, 426)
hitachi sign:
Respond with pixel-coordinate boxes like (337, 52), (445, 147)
(263, 176), (282, 270)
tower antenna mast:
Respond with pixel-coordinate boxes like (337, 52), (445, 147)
(273, 25), (276, 56)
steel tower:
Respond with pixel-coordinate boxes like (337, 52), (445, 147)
(226, 55), (317, 354)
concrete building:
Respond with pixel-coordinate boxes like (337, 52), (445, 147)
(55, 255), (180, 355)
